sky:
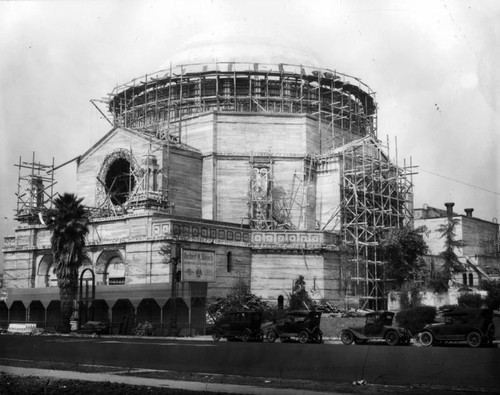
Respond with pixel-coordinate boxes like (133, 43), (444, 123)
(1, 0), (499, 270)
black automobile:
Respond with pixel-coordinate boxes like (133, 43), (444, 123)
(264, 310), (323, 344)
(418, 308), (495, 348)
(76, 321), (110, 335)
(211, 311), (264, 342)
(340, 311), (412, 346)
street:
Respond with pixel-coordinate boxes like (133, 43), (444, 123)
(1, 335), (499, 391)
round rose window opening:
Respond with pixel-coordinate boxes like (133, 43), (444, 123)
(105, 157), (135, 205)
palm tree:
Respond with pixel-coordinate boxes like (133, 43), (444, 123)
(46, 193), (89, 333)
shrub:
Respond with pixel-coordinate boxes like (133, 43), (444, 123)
(207, 279), (272, 322)
(482, 279), (500, 310)
(428, 277), (448, 294)
(457, 293), (484, 309)
(399, 285), (423, 310)
(395, 306), (437, 335)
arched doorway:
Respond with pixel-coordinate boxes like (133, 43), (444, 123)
(112, 299), (135, 335)
(190, 298), (207, 335)
(90, 300), (109, 323)
(137, 299), (161, 335)
(78, 257), (94, 280)
(10, 301), (26, 322)
(46, 300), (61, 331)
(28, 301), (45, 327)
(163, 298), (188, 336)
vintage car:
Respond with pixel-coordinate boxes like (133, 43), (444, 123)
(340, 311), (412, 346)
(211, 310), (265, 342)
(76, 321), (110, 335)
(418, 308), (495, 348)
(264, 310), (323, 344)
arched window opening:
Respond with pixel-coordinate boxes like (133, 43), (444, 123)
(105, 157), (135, 205)
(277, 295), (284, 310)
(468, 273), (474, 286)
(462, 273), (467, 285)
(105, 257), (126, 285)
(226, 252), (232, 273)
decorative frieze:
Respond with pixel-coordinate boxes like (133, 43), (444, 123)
(251, 231), (339, 251)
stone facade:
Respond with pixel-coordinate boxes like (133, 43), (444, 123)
(1, 58), (394, 330)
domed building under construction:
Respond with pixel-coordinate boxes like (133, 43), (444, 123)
(1, 32), (414, 334)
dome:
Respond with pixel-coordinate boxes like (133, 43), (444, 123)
(160, 22), (323, 69)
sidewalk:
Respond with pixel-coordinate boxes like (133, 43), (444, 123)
(0, 364), (345, 395)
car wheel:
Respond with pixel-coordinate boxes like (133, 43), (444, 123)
(212, 329), (222, 342)
(298, 330), (309, 344)
(313, 331), (323, 344)
(385, 331), (399, 346)
(242, 331), (251, 342)
(267, 330), (277, 343)
(340, 330), (354, 345)
(419, 331), (434, 347)
(466, 331), (482, 348)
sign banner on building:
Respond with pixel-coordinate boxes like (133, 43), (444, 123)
(181, 249), (216, 282)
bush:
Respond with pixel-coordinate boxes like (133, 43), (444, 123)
(395, 306), (437, 335)
(207, 279), (272, 322)
(457, 293), (484, 309)
(428, 277), (448, 293)
(482, 279), (500, 310)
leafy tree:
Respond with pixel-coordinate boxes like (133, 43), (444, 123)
(435, 217), (466, 291)
(379, 226), (429, 290)
(207, 279), (272, 322)
(457, 293), (484, 309)
(288, 275), (314, 310)
(46, 193), (89, 333)
(481, 279), (500, 310)
(395, 306), (436, 334)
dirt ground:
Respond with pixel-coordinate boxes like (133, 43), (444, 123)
(1, 366), (495, 395)
(0, 373), (475, 395)
(0, 374), (207, 395)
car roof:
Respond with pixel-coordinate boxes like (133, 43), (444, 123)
(443, 308), (492, 316)
(366, 311), (394, 316)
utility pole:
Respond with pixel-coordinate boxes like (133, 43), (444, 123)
(170, 242), (180, 336)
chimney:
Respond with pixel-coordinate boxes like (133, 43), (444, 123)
(464, 208), (474, 218)
(444, 202), (455, 217)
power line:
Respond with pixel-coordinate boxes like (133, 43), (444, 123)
(419, 168), (500, 196)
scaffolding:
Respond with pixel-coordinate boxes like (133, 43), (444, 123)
(93, 142), (173, 218)
(247, 153), (320, 231)
(15, 153), (56, 223)
(107, 62), (377, 141)
(248, 154), (274, 230)
(339, 137), (416, 309)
